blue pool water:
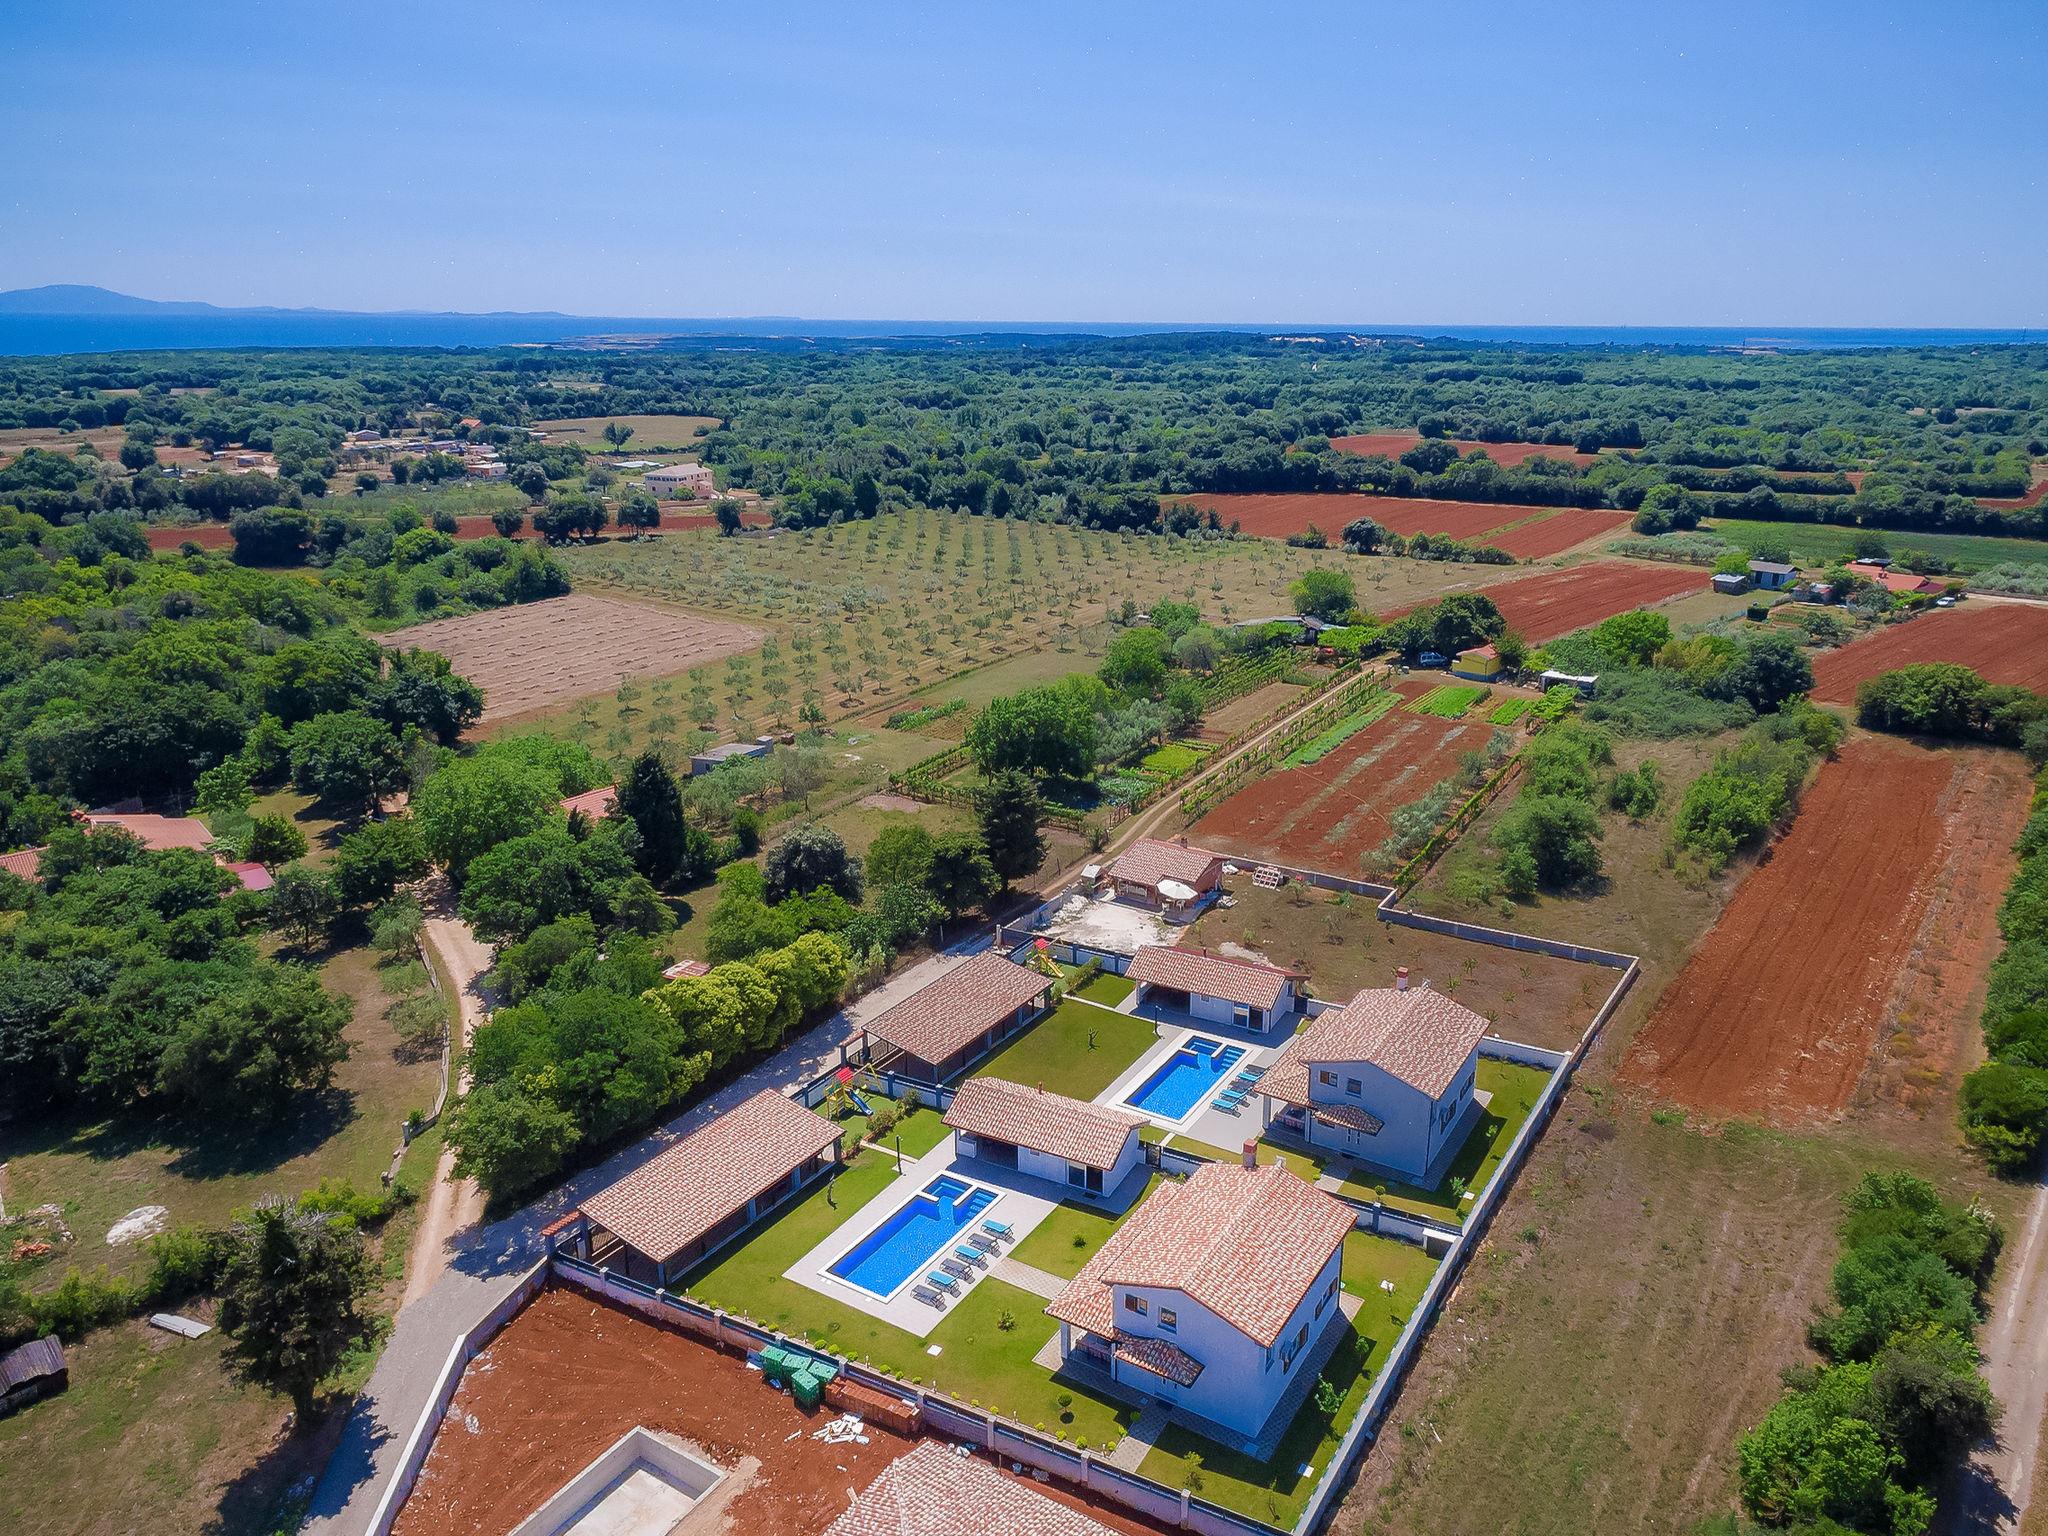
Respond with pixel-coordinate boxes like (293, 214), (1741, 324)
(1123, 1037), (1248, 1120)
(828, 1175), (998, 1298)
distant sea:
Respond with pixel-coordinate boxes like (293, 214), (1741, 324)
(0, 313), (2037, 358)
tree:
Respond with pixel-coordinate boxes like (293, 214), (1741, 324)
(491, 508), (526, 537)
(244, 814), (308, 867)
(713, 498), (744, 535)
(375, 648), (483, 744)
(976, 770), (1045, 886)
(866, 822), (937, 892)
(602, 421), (634, 448)
(267, 863), (341, 946)
(1099, 627), (1170, 698)
(1148, 600), (1201, 639)
(447, 1080), (580, 1195)
(616, 490), (661, 537)
(1492, 795), (1603, 894)
(615, 750), (711, 885)
(764, 823), (862, 903)
(287, 712), (405, 816)
(964, 681), (1100, 778)
(1289, 568), (1356, 622)
(511, 463), (550, 503)
(1172, 626), (1221, 672)
(411, 753), (558, 873)
(333, 815), (429, 907)
(927, 831), (999, 919)
(158, 965), (351, 1121)
(1589, 610), (1670, 667)
(216, 1198), (373, 1422)
(1723, 630), (1814, 713)
(1340, 517), (1385, 554)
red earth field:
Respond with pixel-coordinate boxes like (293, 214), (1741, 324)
(1383, 560), (1704, 643)
(1327, 431), (1601, 469)
(1191, 681), (1491, 874)
(1621, 737), (2031, 1125)
(1164, 492), (1623, 558)
(1977, 473), (2048, 510)
(1810, 603), (2048, 703)
(142, 523), (233, 550)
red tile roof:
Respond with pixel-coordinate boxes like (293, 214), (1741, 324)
(559, 785), (618, 820)
(1262, 984), (1487, 1105)
(824, 1443), (1123, 1536)
(1047, 1162), (1353, 1348)
(0, 847), (44, 883)
(862, 952), (1051, 1066)
(1107, 838), (1224, 895)
(1115, 1333), (1204, 1388)
(224, 861), (275, 892)
(943, 1077), (1142, 1171)
(1847, 561), (1942, 595)
(577, 1090), (838, 1265)
(662, 958), (710, 980)
(84, 813), (215, 851)
(1126, 945), (1294, 1011)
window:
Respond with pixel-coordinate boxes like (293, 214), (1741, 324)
(1123, 1294), (1148, 1317)
(1281, 1322), (1309, 1371)
(1318, 1069), (1336, 1087)
(1159, 1307), (1178, 1334)
(1067, 1163), (1104, 1194)
(1346, 1078), (1362, 1097)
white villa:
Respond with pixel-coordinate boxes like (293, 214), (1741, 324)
(942, 1077), (1146, 1202)
(1045, 1160), (1355, 1441)
(644, 463), (715, 497)
(1125, 944), (1303, 1034)
(1255, 971), (1487, 1185)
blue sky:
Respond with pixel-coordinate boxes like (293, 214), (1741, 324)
(1, 1), (2040, 325)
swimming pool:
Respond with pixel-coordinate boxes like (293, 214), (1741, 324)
(1122, 1036), (1248, 1121)
(827, 1175), (999, 1299)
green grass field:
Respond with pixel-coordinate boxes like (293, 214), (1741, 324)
(1407, 684), (1488, 719)
(1704, 517), (2048, 573)
(1488, 699), (1532, 724)
(1007, 1175), (1164, 1280)
(969, 999), (1158, 1100)
(1138, 741), (1210, 776)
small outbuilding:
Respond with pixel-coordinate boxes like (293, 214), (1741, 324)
(1126, 945), (1303, 1034)
(858, 951), (1054, 1083)
(689, 741), (771, 777)
(1450, 643), (1503, 681)
(1747, 559), (1797, 591)
(943, 1076), (1146, 1200)
(1104, 838), (1225, 918)
(1710, 571), (1751, 596)
(0, 1336), (67, 1417)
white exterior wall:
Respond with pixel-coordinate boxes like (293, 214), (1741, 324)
(1303, 1045), (1480, 1182)
(1106, 1242), (1344, 1438)
(1014, 1134), (1144, 1201)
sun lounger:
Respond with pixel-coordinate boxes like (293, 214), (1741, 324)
(954, 1244), (987, 1267)
(940, 1257), (975, 1282)
(1214, 1090), (1248, 1111)
(926, 1269), (959, 1291)
(913, 1284), (947, 1309)
(980, 1218), (1013, 1239)
(966, 1231), (1001, 1254)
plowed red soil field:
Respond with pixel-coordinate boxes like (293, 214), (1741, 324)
(1622, 738), (2030, 1124)
(1328, 432), (1600, 469)
(143, 523), (233, 550)
(1191, 682), (1489, 874)
(1810, 603), (2048, 702)
(1977, 471), (2047, 510)
(1384, 561), (1704, 643)
(1481, 508), (1633, 560)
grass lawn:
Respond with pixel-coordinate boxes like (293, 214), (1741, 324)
(1703, 516), (2048, 574)
(969, 999), (1158, 1100)
(819, 798), (976, 862)
(1007, 1176), (1163, 1281)
(682, 1148), (1133, 1448)
(247, 787), (349, 867)
(1178, 1135), (1328, 1185)
(1138, 741), (1210, 776)
(1335, 1058), (1554, 1221)
(1138, 1230), (1440, 1524)
(1070, 970), (1135, 1006)
(6, 942), (443, 1286)
(830, 1104), (952, 1160)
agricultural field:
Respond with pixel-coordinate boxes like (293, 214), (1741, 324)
(1621, 737), (2031, 1126)
(1407, 684), (1487, 718)
(1385, 559), (1704, 643)
(1703, 515), (2048, 573)
(378, 592), (762, 724)
(1190, 680), (1498, 874)
(531, 412), (722, 449)
(1164, 492), (1628, 559)
(1808, 602), (2048, 702)
(1326, 431), (1602, 469)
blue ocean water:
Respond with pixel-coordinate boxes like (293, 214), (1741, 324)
(0, 312), (2036, 357)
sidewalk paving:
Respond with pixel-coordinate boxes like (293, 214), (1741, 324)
(302, 927), (994, 1536)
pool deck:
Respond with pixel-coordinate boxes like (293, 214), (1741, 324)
(1093, 1019), (1286, 1143)
(783, 1135), (1142, 1338)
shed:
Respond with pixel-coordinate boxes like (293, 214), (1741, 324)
(0, 1336), (67, 1416)
(689, 741), (771, 777)
(1451, 643), (1502, 681)
(1747, 560), (1797, 590)
(1710, 572), (1751, 596)
(1538, 669), (1599, 698)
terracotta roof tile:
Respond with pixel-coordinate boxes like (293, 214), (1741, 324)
(1048, 1162), (1352, 1348)
(578, 1090), (838, 1265)
(1261, 984), (1486, 1105)
(1106, 838), (1224, 894)
(1115, 1332), (1204, 1387)
(559, 785), (618, 819)
(84, 814), (214, 851)
(0, 848), (44, 883)
(824, 1443), (1123, 1536)
(1126, 945), (1293, 1011)
(862, 952), (1051, 1066)
(943, 1077), (1142, 1171)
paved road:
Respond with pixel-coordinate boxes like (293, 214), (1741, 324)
(301, 926), (994, 1536)
(1953, 1167), (2048, 1534)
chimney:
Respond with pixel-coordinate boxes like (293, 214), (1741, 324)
(1173, 834), (1189, 848)
(1242, 1139), (1259, 1169)
(1395, 967), (1410, 993)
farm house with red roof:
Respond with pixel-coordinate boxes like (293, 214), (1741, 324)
(1256, 970), (1488, 1185)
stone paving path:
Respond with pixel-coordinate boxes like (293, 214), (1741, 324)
(1106, 1403), (1172, 1471)
(989, 1256), (1068, 1301)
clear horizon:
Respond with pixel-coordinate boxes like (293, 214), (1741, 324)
(2, 1), (2043, 328)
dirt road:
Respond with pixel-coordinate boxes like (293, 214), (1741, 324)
(401, 875), (495, 1306)
(1955, 1170), (2048, 1533)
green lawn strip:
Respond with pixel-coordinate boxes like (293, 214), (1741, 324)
(682, 1151), (1131, 1448)
(1282, 689), (1399, 768)
(1334, 1059), (1551, 1221)
(1178, 1135), (1328, 1185)
(1406, 684), (1486, 719)
(852, 1106), (952, 1159)
(1487, 699), (1531, 725)
(1703, 516), (2048, 574)
(970, 999), (1157, 1100)
(1073, 971), (1135, 1006)
(1139, 741), (1210, 776)
(1007, 1176), (1164, 1281)
(1138, 1231), (1439, 1523)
